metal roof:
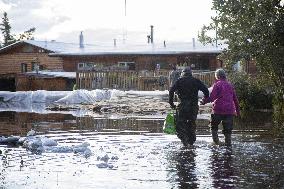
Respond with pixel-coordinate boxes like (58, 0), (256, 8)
(0, 40), (224, 56)
(25, 71), (76, 78)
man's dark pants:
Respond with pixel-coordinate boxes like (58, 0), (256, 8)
(176, 101), (199, 146)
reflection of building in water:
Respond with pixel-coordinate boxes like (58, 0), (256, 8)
(0, 111), (163, 136)
(0, 111), (74, 136)
(2, 111), (270, 137)
(76, 117), (163, 133)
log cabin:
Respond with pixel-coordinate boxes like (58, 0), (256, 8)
(0, 35), (223, 91)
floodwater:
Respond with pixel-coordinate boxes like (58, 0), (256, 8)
(0, 111), (283, 189)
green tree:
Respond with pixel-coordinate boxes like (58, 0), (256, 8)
(0, 12), (36, 47)
(199, 0), (284, 121)
(0, 12), (16, 46)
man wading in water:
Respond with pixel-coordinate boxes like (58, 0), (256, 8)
(169, 67), (209, 147)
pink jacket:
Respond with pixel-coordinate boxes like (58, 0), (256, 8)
(204, 79), (240, 115)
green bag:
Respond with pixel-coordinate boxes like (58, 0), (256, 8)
(163, 111), (176, 134)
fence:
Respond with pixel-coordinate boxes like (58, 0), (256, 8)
(76, 70), (215, 90)
(192, 71), (216, 87)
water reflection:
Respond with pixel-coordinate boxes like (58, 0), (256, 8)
(167, 145), (236, 189)
(0, 111), (164, 136)
(0, 110), (283, 189)
(174, 148), (198, 188)
(210, 147), (235, 189)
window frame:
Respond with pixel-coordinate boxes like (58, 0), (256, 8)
(21, 63), (28, 73)
(117, 61), (136, 70)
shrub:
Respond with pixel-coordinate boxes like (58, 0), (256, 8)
(228, 72), (273, 110)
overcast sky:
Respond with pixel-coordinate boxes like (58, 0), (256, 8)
(0, 0), (215, 44)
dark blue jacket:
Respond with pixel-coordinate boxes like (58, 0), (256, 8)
(169, 74), (209, 106)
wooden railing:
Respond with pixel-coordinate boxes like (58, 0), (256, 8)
(77, 71), (139, 90)
(76, 70), (215, 90)
(192, 71), (216, 87)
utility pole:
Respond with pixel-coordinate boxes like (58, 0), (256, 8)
(125, 0), (127, 16)
(122, 0), (127, 43)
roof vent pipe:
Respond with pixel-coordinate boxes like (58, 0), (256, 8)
(79, 31), (84, 48)
(192, 38), (196, 48)
(113, 39), (117, 47)
(147, 35), (151, 43)
(147, 25), (154, 44)
(150, 25), (154, 44)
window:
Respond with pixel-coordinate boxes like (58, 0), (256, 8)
(78, 63), (85, 70)
(31, 62), (36, 71)
(21, 63), (27, 73)
(77, 62), (97, 70)
(32, 62), (41, 71)
(117, 62), (135, 70)
(154, 62), (167, 69)
(189, 57), (209, 70)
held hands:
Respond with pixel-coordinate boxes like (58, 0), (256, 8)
(199, 98), (206, 105)
(169, 103), (176, 109)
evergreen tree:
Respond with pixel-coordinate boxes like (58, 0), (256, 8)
(0, 12), (36, 47)
(0, 12), (16, 46)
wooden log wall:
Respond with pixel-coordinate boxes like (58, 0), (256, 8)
(0, 53), (63, 74)
(16, 75), (68, 91)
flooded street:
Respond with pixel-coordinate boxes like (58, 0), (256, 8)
(0, 111), (283, 189)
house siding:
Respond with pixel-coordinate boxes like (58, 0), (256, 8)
(0, 44), (63, 74)
(61, 54), (218, 72)
(0, 42), (220, 74)
(16, 74), (73, 91)
(0, 53), (63, 74)
(63, 55), (139, 71)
